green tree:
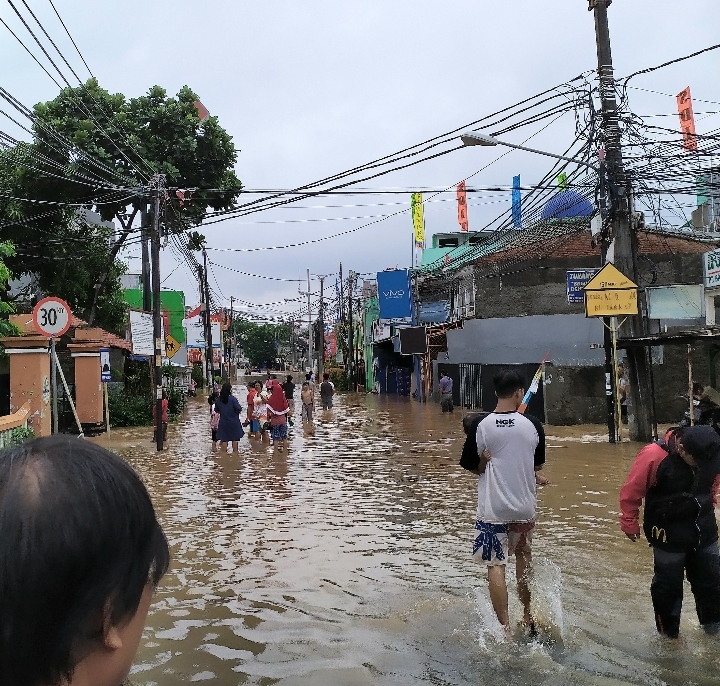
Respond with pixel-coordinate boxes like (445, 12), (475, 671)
(232, 320), (290, 368)
(2, 79), (241, 327)
(0, 241), (18, 338)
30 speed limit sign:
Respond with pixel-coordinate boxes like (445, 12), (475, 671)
(33, 297), (72, 338)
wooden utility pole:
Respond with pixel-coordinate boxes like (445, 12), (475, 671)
(591, 0), (652, 441)
(140, 202), (152, 312)
(318, 276), (325, 379)
(347, 271), (354, 388)
(202, 248), (214, 387)
(150, 175), (165, 451)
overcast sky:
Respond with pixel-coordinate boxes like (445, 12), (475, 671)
(2, 1), (719, 320)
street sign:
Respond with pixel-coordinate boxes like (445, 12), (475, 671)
(583, 263), (637, 291)
(100, 348), (111, 382)
(165, 334), (180, 358)
(704, 248), (720, 287)
(33, 297), (72, 337)
(567, 269), (599, 304)
(583, 263), (638, 317)
(585, 289), (639, 316)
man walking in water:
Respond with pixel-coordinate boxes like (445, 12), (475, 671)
(472, 369), (546, 638)
(320, 373), (335, 410)
(620, 425), (720, 638)
(439, 371), (453, 413)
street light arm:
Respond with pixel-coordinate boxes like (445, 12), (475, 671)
(460, 131), (599, 172)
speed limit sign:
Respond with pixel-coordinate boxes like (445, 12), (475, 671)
(33, 297), (72, 338)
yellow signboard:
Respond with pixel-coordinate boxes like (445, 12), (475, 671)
(584, 263), (637, 291)
(165, 334), (181, 358)
(585, 289), (638, 317)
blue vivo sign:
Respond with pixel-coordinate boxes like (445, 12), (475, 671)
(377, 269), (412, 323)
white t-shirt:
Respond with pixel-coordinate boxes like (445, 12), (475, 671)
(475, 411), (545, 523)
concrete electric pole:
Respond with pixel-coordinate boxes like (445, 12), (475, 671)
(150, 175), (165, 451)
(591, 0), (653, 441)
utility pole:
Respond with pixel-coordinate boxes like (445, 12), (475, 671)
(591, 0), (652, 441)
(347, 270), (354, 389)
(202, 248), (214, 387)
(229, 296), (234, 369)
(150, 175), (165, 452)
(140, 202), (151, 312)
(306, 269), (313, 375)
(318, 276), (325, 379)
(339, 263), (344, 322)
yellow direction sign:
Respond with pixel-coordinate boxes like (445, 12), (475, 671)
(583, 263), (638, 317)
(584, 263), (637, 291)
(585, 289), (638, 316)
(165, 334), (181, 358)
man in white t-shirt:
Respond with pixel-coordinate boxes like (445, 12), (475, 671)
(473, 369), (546, 637)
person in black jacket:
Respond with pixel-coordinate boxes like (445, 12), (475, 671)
(620, 425), (720, 638)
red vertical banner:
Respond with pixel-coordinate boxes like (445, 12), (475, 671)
(676, 87), (697, 152)
(457, 181), (469, 232)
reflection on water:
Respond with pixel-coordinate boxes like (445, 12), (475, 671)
(98, 387), (720, 685)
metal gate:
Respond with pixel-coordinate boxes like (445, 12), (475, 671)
(459, 363), (482, 410)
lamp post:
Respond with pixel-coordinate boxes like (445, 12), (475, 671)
(460, 130), (620, 444)
(459, 131), (598, 172)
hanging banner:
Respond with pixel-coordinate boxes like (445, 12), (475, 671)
(457, 181), (468, 232)
(377, 269), (412, 324)
(411, 193), (425, 247)
(677, 87), (698, 152)
(512, 175), (522, 228)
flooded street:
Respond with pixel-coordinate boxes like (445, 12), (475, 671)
(101, 387), (720, 686)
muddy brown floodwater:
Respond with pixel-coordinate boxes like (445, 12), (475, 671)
(97, 386), (720, 686)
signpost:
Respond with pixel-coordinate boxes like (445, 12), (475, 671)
(567, 269), (599, 304)
(583, 264), (639, 441)
(100, 348), (111, 434)
(32, 297), (83, 437)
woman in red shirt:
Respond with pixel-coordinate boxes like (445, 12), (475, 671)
(152, 390), (169, 444)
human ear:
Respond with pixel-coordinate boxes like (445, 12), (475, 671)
(101, 602), (123, 651)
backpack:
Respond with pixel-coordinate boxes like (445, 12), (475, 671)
(210, 404), (220, 430)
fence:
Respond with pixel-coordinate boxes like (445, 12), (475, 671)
(0, 401), (32, 449)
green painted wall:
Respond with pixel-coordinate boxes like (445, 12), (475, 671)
(124, 289), (186, 344)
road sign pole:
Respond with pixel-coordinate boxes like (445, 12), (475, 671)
(51, 336), (58, 434)
(611, 317), (622, 442)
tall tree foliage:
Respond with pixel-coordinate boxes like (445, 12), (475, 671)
(1, 80), (241, 330)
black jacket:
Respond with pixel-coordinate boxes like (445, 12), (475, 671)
(643, 425), (720, 552)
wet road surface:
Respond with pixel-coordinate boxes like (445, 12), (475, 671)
(100, 386), (720, 685)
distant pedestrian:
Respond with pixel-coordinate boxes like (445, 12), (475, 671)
(306, 372), (315, 392)
(0, 435), (169, 686)
(620, 425), (720, 638)
(245, 382), (258, 438)
(215, 382), (244, 453)
(282, 375), (296, 417)
(152, 389), (169, 445)
(320, 373), (335, 410)
(253, 381), (270, 443)
(267, 379), (290, 452)
(439, 371), (454, 413)
(301, 381), (314, 423)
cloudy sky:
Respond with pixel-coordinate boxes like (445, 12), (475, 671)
(2, 1), (718, 320)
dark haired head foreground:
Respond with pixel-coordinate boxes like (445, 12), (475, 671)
(0, 435), (169, 686)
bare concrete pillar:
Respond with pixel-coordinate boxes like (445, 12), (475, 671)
(0, 336), (51, 437)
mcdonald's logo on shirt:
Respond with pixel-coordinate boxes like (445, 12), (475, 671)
(651, 526), (667, 543)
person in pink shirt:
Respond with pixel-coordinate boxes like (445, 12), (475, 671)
(619, 425), (720, 638)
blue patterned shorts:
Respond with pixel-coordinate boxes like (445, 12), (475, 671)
(472, 520), (534, 566)
(270, 423), (288, 441)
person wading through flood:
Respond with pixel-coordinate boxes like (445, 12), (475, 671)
(320, 373), (335, 411)
(214, 382), (244, 453)
(266, 378), (290, 452)
(300, 381), (314, 423)
(282, 375), (295, 423)
(620, 425), (720, 638)
(439, 371), (454, 413)
(465, 369), (547, 639)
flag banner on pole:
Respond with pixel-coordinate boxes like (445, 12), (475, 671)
(194, 100), (210, 121)
(411, 192), (425, 247)
(457, 181), (469, 232)
(512, 175), (521, 228)
(557, 172), (568, 191)
(677, 87), (698, 152)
